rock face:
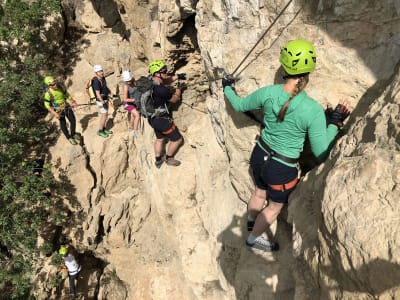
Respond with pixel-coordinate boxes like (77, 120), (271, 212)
(289, 63), (400, 299)
(35, 0), (400, 299)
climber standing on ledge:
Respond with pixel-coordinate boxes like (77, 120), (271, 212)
(148, 60), (186, 168)
(222, 39), (351, 252)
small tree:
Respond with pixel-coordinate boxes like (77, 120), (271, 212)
(0, 1), (71, 298)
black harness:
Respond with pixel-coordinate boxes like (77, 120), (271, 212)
(257, 137), (298, 164)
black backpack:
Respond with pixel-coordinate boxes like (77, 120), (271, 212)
(133, 76), (167, 118)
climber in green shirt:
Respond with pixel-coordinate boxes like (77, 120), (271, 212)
(223, 39), (351, 252)
(43, 76), (79, 145)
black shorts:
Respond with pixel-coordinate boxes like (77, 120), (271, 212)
(150, 116), (182, 141)
(250, 143), (298, 203)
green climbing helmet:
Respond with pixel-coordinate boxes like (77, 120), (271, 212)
(279, 39), (316, 75)
(44, 76), (55, 86)
(149, 60), (167, 75)
(59, 246), (67, 255)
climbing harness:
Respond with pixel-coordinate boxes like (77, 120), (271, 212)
(269, 177), (298, 192)
(162, 123), (176, 135)
(257, 135), (298, 164)
(256, 135), (300, 191)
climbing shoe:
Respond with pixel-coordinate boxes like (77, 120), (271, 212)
(68, 137), (78, 145)
(103, 129), (113, 135)
(246, 236), (279, 252)
(155, 159), (164, 169)
(247, 220), (255, 232)
(97, 130), (109, 138)
(166, 157), (181, 166)
(73, 134), (81, 142)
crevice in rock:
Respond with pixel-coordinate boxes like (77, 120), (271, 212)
(81, 250), (107, 299)
(79, 136), (98, 209)
(167, 14), (198, 69)
(89, 0), (129, 39)
(94, 215), (105, 245)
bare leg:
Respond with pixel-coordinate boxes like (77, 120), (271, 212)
(251, 200), (284, 237)
(128, 112), (135, 129)
(154, 138), (164, 157)
(132, 110), (140, 130)
(99, 112), (108, 131)
(166, 137), (182, 157)
(247, 188), (267, 220)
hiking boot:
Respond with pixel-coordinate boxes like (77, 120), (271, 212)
(246, 236), (279, 252)
(247, 220), (255, 232)
(73, 134), (81, 142)
(97, 130), (109, 138)
(166, 157), (181, 166)
(155, 159), (164, 169)
(68, 138), (78, 145)
(103, 129), (113, 135)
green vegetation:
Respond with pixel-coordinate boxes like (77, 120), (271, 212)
(0, 1), (69, 298)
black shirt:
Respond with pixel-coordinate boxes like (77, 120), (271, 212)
(152, 84), (172, 109)
(92, 77), (109, 99)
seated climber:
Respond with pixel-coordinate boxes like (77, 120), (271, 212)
(43, 76), (79, 145)
(121, 70), (141, 138)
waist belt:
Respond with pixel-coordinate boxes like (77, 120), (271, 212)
(53, 103), (68, 112)
(257, 137), (298, 164)
(68, 265), (81, 276)
(269, 176), (298, 192)
(162, 123), (176, 135)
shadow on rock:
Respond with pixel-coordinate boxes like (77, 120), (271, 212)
(217, 213), (295, 299)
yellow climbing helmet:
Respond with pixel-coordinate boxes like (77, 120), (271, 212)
(149, 60), (167, 75)
(44, 76), (55, 86)
(279, 39), (316, 75)
(59, 246), (67, 255)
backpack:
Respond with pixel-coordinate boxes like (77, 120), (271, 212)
(133, 76), (168, 118)
(85, 77), (101, 102)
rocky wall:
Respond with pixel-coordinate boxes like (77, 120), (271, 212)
(35, 0), (400, 299)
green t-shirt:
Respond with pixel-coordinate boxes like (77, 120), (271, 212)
(43, 86), (72, 110)
(224, 84), (338, 164)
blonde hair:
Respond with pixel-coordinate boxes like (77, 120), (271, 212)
(277, 75), (309, 121)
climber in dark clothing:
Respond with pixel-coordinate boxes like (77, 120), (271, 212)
(148, 60), (186, 168)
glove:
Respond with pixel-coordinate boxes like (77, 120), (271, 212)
(222, 75), (235, 89)
(177, 73), (186, 80)
(324, 105), (334, 126)
(177, 82), (187, 91)
(327, 103), (350, 128)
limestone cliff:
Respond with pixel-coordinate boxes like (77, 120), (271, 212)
(34, 0), (400, 299)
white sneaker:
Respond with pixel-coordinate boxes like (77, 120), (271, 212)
(246, 236), (279, 252)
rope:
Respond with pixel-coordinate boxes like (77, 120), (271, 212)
(231, 0), (294, 77)
(181, 101), (208, 114)
(229, 0), (297, 125)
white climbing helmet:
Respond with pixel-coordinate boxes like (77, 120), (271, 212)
(93, 64), (103, 72)
(122, 70), (132, 82)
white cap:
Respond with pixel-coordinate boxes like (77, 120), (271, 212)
(93, 64), (103, 72)
(122, 70), (132, 82)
